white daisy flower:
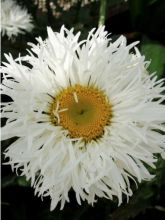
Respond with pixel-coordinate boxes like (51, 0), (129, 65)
(1, 0), (33, 39)
(1, 26), (165, 210)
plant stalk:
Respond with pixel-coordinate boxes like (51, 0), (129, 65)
(98, 0), (107, 26)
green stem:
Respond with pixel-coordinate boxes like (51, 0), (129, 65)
(98, 0), (107, 26)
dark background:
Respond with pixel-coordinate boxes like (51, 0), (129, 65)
(1, 0), (165, 219)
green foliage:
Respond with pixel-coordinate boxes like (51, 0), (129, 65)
(2, 176), (30, 188)
(141, 38), (165, 79)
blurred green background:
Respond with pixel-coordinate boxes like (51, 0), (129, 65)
(1, 0), (165, 219)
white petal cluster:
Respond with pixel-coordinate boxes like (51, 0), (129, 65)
(1, 26), (165, 210)
(1, 0), (33, 39)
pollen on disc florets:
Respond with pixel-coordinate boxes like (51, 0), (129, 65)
(49, 84), (112, 141)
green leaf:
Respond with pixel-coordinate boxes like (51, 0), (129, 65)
(17, 176), (30, 187)
(1, 176), (17, 188)
(141, 39), (165, 79)
(1, 175), (30, 188)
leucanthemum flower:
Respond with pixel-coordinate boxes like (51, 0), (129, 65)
(1, 0), (33, 39)
(1, 26), (165, 210)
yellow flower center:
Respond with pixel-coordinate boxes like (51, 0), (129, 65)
(50, 85), (112, 141)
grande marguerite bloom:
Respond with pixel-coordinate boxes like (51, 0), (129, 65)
(1, 26), (165, 210)
(1, 0), (33, 39)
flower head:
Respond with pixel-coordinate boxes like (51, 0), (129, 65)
(1, 0), (33, 39)
(1, 26), (165, 210)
